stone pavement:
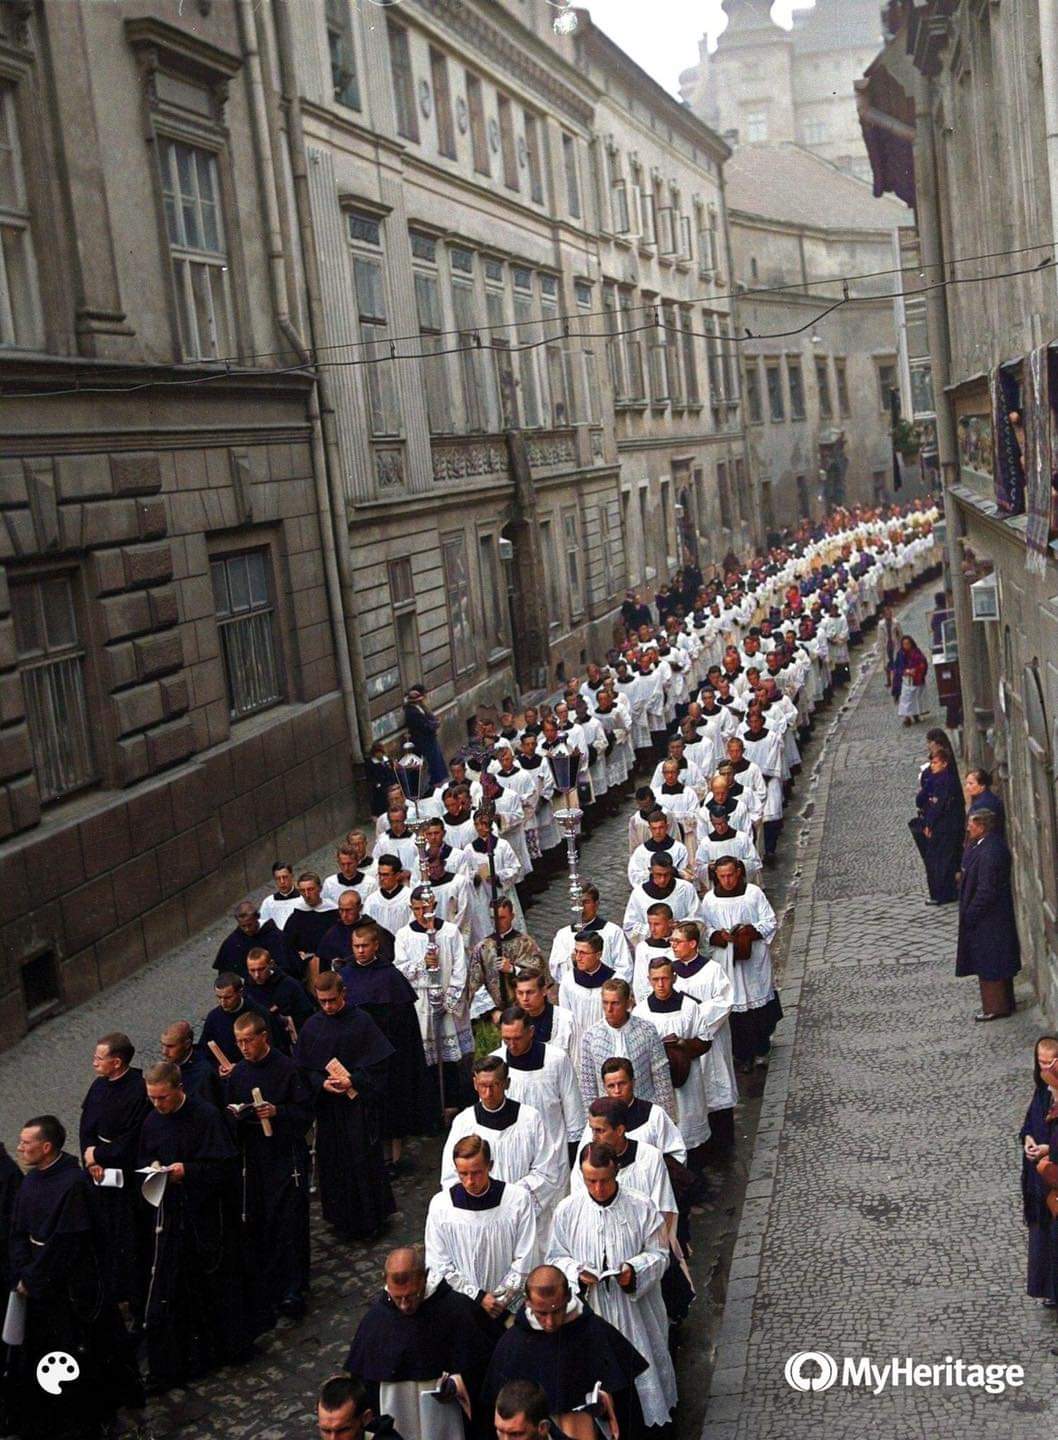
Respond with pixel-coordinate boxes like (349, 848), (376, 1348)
(702, 590), (1058, 1440)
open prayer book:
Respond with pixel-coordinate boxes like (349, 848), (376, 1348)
(581, 1266), (625, 1283)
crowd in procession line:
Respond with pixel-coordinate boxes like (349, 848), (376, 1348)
(0, 501), (942, 1440)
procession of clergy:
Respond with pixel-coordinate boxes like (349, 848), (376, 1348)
(0, 502), (940, 1440)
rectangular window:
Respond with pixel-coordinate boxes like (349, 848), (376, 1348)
(787, 357), (806, 419)
(656, 205), (677, 256)
(513, 275), (543, 428)
(649, 327), (669, 404)
(388, 558), (421, 693)
(877, 359), (898, 412)
(523, 111), (544, 205)
(744, 110), (767, 143)
(563, 134), (581, 219)
(158, 136), (233, 361)
(745, 359), (763, 423)
(835, 358), (850, 416)
(621, 291), (644, 400)
(486, 280), (517, 428)
(803, 117), (827, 146)
(816, 358), (832, 419)
(450, 257), (499, 433)
(681, 310), (699, 403)
(0, 86), (41, 349)
(11, 575), (95, 803)
(680, 215), (693, 262)
(765, 360), (784, 421)
(466, 72), (489, 175)
(541, 285), (569, 426)
(430, 49), (456, 158)
(641, 190), (657, 246)
(497, 95), (518, 190)
(717, 462), (732, 529)
(539, 517), (562, 626)
(351, 242), (400, 435)
(414, 268), (451, 433)
(704, 314), (723, 405)
(611, 177), (630, 235)
(663, 303), (682, 405)
(442, 534), (474, 674)
(797, 475), (810, 516)
(478, 534), (508, 653)
(326, 0), (360, 110)
(734, 458), (747, 523)
(387, 22), (418, 143)
(721, 319), (738, 403)
(602, 284), (624, 402)
(211, 551), (283, 721)
(563, 510), (584, 617)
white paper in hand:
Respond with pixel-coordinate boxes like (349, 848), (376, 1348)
(137, 1163), (170, 1209)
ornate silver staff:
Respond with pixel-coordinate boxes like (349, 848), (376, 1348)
(546, 735), (584, 928)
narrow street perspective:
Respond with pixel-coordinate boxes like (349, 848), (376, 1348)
(703, 589), (1058, 1438)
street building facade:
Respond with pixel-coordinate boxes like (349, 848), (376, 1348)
(861, 0), (1058, 1022)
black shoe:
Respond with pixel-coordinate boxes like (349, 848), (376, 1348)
(973, 1011), (1012, 1023)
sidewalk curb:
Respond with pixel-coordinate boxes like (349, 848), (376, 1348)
(698, 606), (912, 1439)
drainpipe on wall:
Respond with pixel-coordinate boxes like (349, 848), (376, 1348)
(269, 0), (373, 764)
(1040, 0), (1058, 311)
(236, 0), (364, 765)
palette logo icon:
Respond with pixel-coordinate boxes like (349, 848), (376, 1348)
(36, 1351), (79, 1395)
(784, 1351), (838, 1393)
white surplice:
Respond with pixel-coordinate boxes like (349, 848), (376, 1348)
(425, 1181), (536, 1306)
(549, 921), (633, 986)
(394, 920), (471, 1064)
(364, 883), (414, 937)
(672, 958), (737, 1112)
(697, 884), (778, 1013)
(493, 1041), (586, 1144)
(636, 994), (712, 1148)
(622, 879), (700, 946)
(548, 1187), (677, 1427)
(570, 1136), (675, 1221)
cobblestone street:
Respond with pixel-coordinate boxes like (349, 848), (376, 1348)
(702, 590), (1058, 1439)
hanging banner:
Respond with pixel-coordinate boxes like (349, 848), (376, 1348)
(990, 366), (1025, 516)
(1024, 343), (1054, 575)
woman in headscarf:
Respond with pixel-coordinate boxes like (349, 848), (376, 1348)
(1020, 1036), (1058, 1309)
(909, 748), (965, 904)
(892, 634), (928, 725)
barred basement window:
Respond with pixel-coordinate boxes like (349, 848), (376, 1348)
(211, 551), (282, 720)
(11, 576), (96, 804)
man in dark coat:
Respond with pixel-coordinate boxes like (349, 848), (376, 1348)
(8, 1115), (141, 1438)
(212, 900), (288, 980)
(200, 972), (283, 1071)
(403, 686), (448, 787)
(965, 767), (1006, 836)
(78, 1031), (150, 1311)
(225, 1011), (314, 1328)
(344, 1246), (496, 1428)
(482, 1265), (648, 1440)
(244, 948), (315, 1052)
(956, 809), (1021, 1021)
(318, 890), (396, 972)
(138, 1062), (253, 1392)
(160, 1021), (224, 1109)
(294, 970), (396, 1241)
(910, 752), (965, 904)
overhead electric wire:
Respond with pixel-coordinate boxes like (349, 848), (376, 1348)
(9, 251), (1054, 401)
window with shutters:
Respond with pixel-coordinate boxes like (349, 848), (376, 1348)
(563, 509), (584, 618)
(717, 461), (732, 529)
(621, 290), (645, 400)
(816, 357), (833, 419)
(611, 177), (630, 235)
(562, 134), (581, 219)
(787, 356), (806, 420)
(0, 85), (42, 350)
(681, 310), (699, 404)
(662, 303), (682, 406)
(412, 240), (452, 433)
(387, 22), (418, 143)
(211, 550), (283, 721)
(450, 248), (499, 433)
(479, 534), (509, 653)
(349, 214), (400, 436)
(326, 0), (360, 110)
(539, 517), (562, 628)
(388, 558), (421, 693)
(442, 534), (474, 675)
(541, 278), (569, 425)
(485, 269), (517, 429)
(656, 204), (676, 256)
(158, 137), (234, 362)
(497, 95), (518, 191)
(648, 314), (669, 405)
(603, 283), (625, 402)
(430, 49), (456, 159)
(466, 73), (489, 176)
(744, 359), (763, 423)
(11, 574), (96, 804)
(680, 214), (693, 262)
(835, 357), (850, 417)
(523, 111), (544, 205)
(876, 357), (898, 413)
(765, 360), (784, 422)
(513, 268), (544, 429)
(704, 313), (723, 407)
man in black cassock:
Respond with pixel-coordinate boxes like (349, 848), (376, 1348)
(283, 872), (338, 982)
(213, 899), (288, 980)
(956, 808), (1022, 1021)
(344, 1245), (496, 1440)
(8, 1115), (141, 1439)
(160, 1021), (224, 1108)
(78, 1031), (150, 1313)
(319, 890), (396, 971)
(482, 1265), (646, 1440)
(339, 920), (434, 1168)
(294, 970), (396, 1241)
(200, 972), (282, 1072)
(244, 947), (315, 1052)
(137, 1062), (253, 1392)
(225, 1011), (314, 1328)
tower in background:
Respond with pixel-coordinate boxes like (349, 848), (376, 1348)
(679, 0), (882, 180)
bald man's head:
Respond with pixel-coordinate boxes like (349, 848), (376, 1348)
(160, 1021), (193, 1062)
(383, 1246), (428, 1315)
(524, 1264), (571, 1330)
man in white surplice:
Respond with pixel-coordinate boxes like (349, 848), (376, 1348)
(440, 1056), (566, 1252)
(635, 956), (713, 1156)
(425, 1134), (536, 1330)
(548, 1143), (677, 1430)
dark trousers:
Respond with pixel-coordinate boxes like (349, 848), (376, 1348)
(763, 820), (782, 857)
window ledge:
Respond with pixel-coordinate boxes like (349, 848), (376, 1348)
(614, 236), (634, 251)
(686, 400), (704, 412)
(650, 400), (670, 412)
(486, 647), (513, 668)
(639, 244), (656, 259)
(658, 256), (675, 268)
(675, 260), (691, 273)
(615, 399), (649, 412)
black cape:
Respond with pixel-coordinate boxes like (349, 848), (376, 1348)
(284, 906), (339, 980)
(319, 919), (396, 969)
(137, 1095), (252, 1387)
(294, 1005), (396, 1238)
(200, 996), (283, 1065)
(245, 971), (316, 1051)
(481, 1306), (647, 1439)
(213, 919), (288, 979)
(78, 1066), (150, 1307)
(345, 1278), (497, 1402)
(225, 1047), (314, 1330)
(338, 958), (435, 1138)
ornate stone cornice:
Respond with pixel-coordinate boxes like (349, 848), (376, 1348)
(411, 0), (594, 130)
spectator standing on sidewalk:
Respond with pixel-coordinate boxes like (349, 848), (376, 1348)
(1020, 1036), (1058, 1308)
(955, 809), (1021, 1022)
(909, 750), (965, 905)
(892, 634), (929, 725)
